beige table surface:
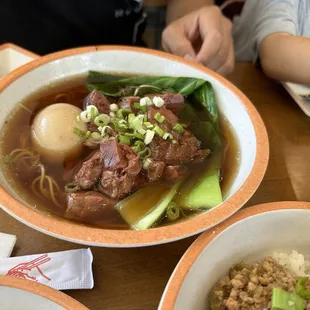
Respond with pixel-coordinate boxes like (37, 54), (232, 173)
(1, 62), (310, 310)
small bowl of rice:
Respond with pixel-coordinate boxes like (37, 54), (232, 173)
(159, 201), (310, 310)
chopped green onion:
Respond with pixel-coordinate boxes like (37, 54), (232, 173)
(140, 105), (147, 113)
(125, 132), (145, 140)
(144, 130), (155, 145)
(73, 127), (86, 138)
(89, 132), (102, 141)
(113, 119), (128, 132)
(110, 103), (118, 112)
(134, 102), (140, 109)
(132, 140), (145, 153)
(128, 113), (135, 124)
(130, 115), (145, 134)
(173, 123), (185, 134)
(153, 96), (165, 107)
(166, 202), (180, 221)
(86, 105), (99, 121)
(134, 140), (145, 148)
(140, 97), (153, 106)
(296, 277), (310, 299)
(144, 122), (154, 129)
(98, 125), (112, 137)
(109, 112), (116, 118)
(118, 135), (131, 146)
(138, 147), (151, 159)
(139, 98), (146, 106)
(163, 132), (173, 140)
(153, 125), (164, 137)
(133, 102), (147, 112)
(80, 110), (91, 123)
(137, 114), (145, 121)
(76, 115), (81, 122)
(85, 131), (91, 138)
(172, 139), (178, 144)
(65, 183), (81, 193)
(142, 158), (153, 170)
(272, 288), (305, 310)
(116, 108), (131, 119)
(94, 114), (110, 127)
(137, 128), (146, 135)
(144, 114), (148, 122)
(154, 112), (165, 123)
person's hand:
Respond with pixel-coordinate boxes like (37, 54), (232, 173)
(162, 6), (234, 75)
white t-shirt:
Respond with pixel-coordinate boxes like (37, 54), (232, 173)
(233, 0), (310, 61)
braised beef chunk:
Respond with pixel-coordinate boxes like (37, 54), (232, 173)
(118, 96), (140, 111)
(74, 150), (103, 189)
(150, 131), (200, 165)
(161, 93), (184, 115)
(164, 165), (188, 181)
(120, 144), (141, 176)
(146, 93), (184, 115)
(191, 149), (211, 164)
(147, 161), (166, 181)
(100, 140), (142, 199)
(148, 106), (178, 129)
(100, 170), (132, 199)
(84, 89), (111, 114)
(65, 191), (117, 223)
(132, 173), (149, 191)
(100, 139), (123, 167)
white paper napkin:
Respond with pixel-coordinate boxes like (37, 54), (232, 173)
(0, 233), (17, 258)
(0, 248), (94, 290)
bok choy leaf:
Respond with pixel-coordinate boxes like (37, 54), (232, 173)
(115, 180), (183, 230)
(87, 75), (206, 97)
(175, 151), (223, 209)
(190, 81), (219, 132)
(177, 86), (223, 210)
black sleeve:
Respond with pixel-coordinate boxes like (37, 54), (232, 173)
(0, 0), (146, 55)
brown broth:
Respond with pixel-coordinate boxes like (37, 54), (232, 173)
(0, 75), (240, 230)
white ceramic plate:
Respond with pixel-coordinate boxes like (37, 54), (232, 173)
(0, 43), (38, 79)
(282, 82), (310, 116)
(0, 275), (88, 310)
(159, 201), (310, 310)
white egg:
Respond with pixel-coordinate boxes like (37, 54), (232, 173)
(31, 103), (87, 162)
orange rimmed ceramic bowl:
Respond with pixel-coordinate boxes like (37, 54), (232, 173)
(0, 46), (268, 247)
(159, 201), (310, 310)
(0, 275), (88, 309)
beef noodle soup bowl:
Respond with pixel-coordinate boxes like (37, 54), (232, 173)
(0, 46), (268, 247)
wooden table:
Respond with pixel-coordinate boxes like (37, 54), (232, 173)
(1, 63), (310, 309)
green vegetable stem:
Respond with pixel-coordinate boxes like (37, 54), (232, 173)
(272, 288), (305, 310)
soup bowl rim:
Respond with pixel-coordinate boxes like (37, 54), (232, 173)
(159, 201), (310, 309)
(0, 45), (269, 247)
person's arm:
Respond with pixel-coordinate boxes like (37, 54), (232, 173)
(166, 0), (214, 23)
(162, 0), (234, 75)
(260, 33), (310, 85)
